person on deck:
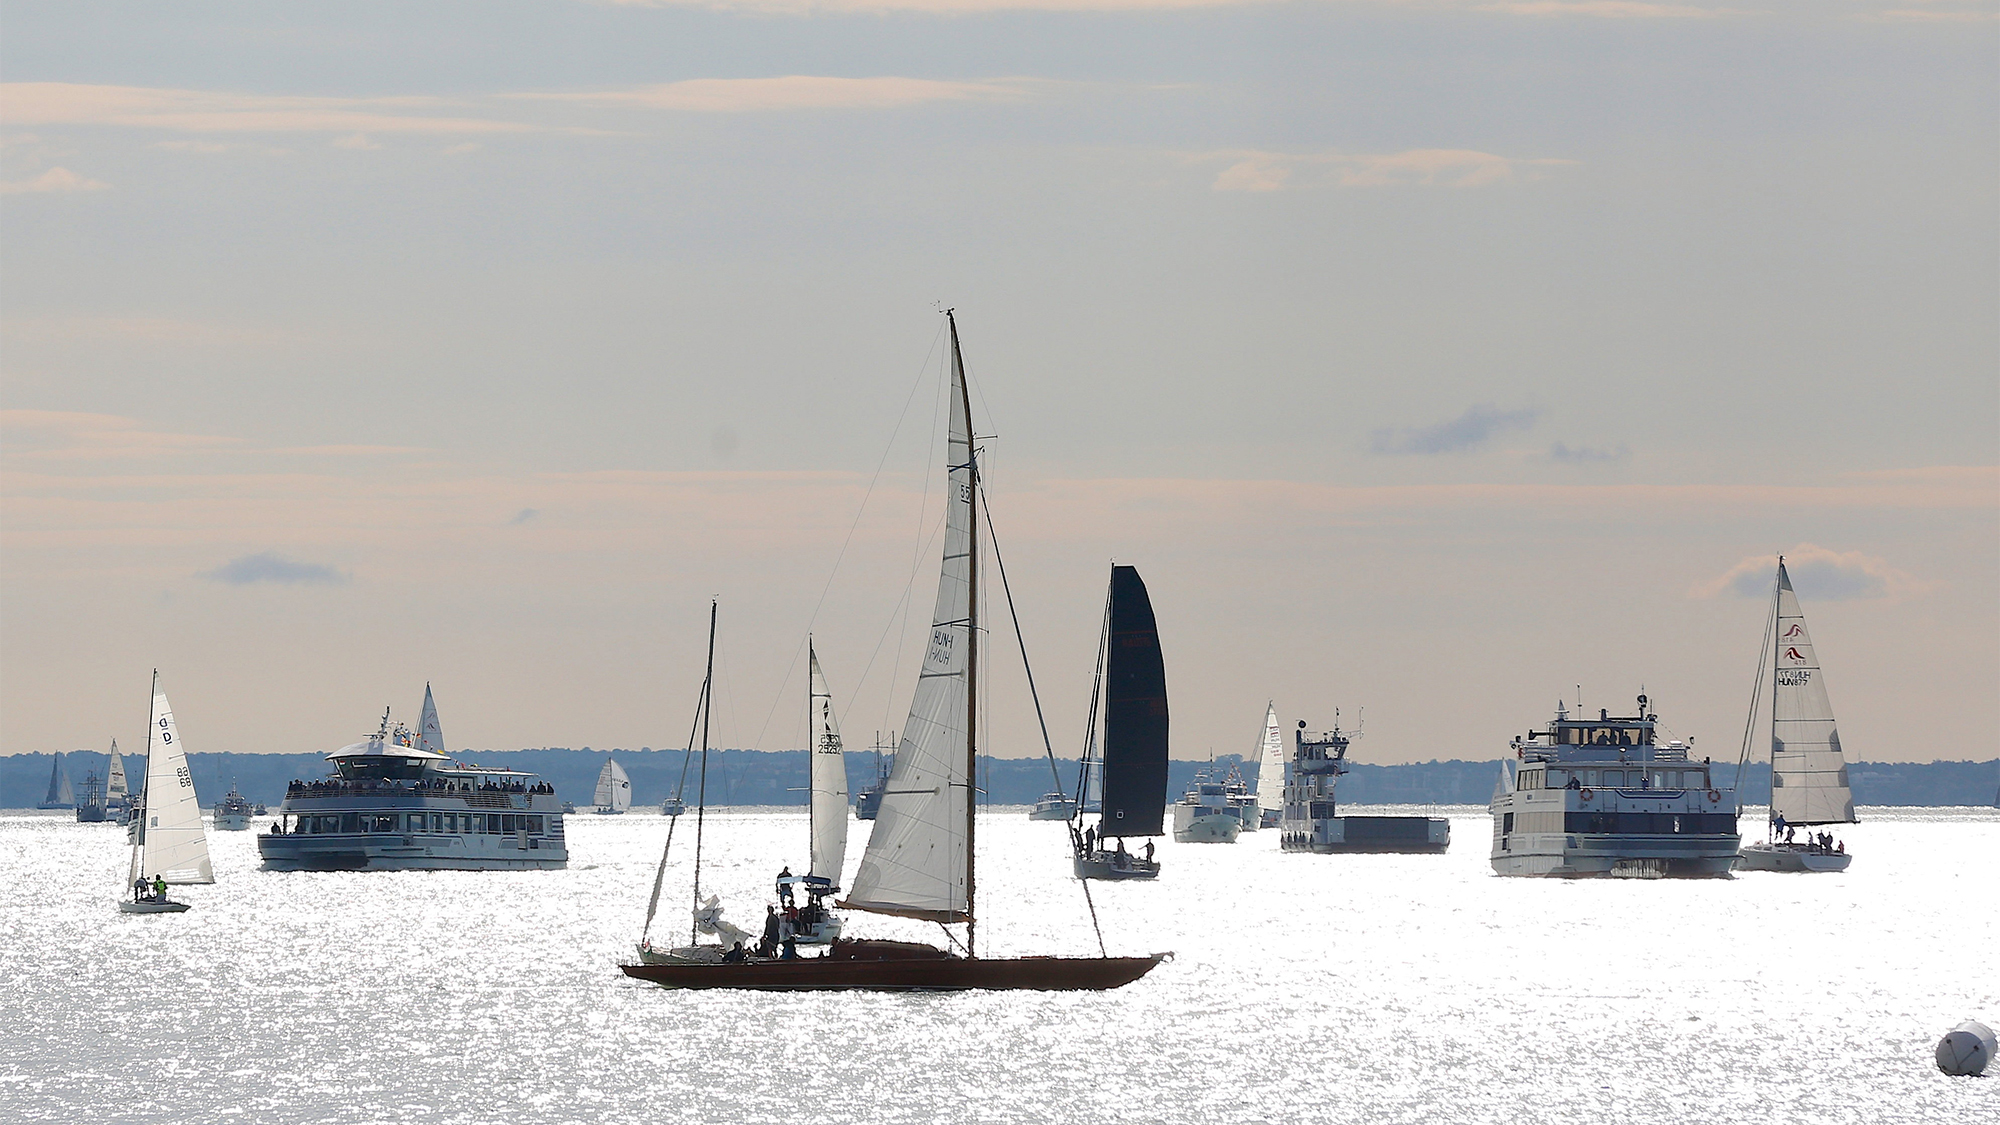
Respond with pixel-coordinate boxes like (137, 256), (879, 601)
(722, 941), (747, 963)
(1083, 825), (1096, 856)
(780, 939), (799, 961)
(759, 906), (781, 957)
(1144, 840), (1155, 864)
(776, 866), (794, 907)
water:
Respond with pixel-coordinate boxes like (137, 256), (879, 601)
(4, 806), (1994, 1124)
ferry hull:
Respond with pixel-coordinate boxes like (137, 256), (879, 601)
(1735, 843), (1851, 873)
(1282, 816), (1451, 854)
(258, 834), (568, 871)
(1027, 804), (1076, 822)
(622, 951), (1166, 992)
(1490, 833), (1740, 878)
(215, 814), (252, 831)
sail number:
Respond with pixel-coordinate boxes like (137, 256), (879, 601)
(1776, 671), (1814, 687)
(176, 765), (192, 788)
(927, 628), (954, 665)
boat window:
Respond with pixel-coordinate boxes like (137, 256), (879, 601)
(1502, 813), (1514, 834)
(1582, 770), (1597, 787)
(487, 814), (501, 834)
(526, 816), (543, 834)
(1603, 770), (1626, 787)
(444, 813), (457, 832)
(1547, 770), (1568, 788)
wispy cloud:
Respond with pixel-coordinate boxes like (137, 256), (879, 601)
(508, 76), (1023, 113)
(0, 166), (108, 194)
(1371, 404), (1540, 455)
(330, 133), (380, 150)
(510, 508), (540, 525)
(202, 551), (349, 586)
(1695, 544), (1938, 601)
(1475, 1), (1726, 17)
(1203, 148), (1575, 192)
(1549, 441), (1632, 464)
(0, 83), (539, 135)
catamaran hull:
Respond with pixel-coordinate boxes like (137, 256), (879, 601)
(1490, 832), (1740, 878)
(621, 954), (1166, 992)
(1735, 843), (1851, 872)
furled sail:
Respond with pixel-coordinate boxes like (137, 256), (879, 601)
(1770, 561), (1856, 825)
(106, 740), (128, 801)
(1253, 702), (1285, 815)
(138, 680), (214, 884)
(845, 319), (975, 924)
(596, 758), (632, 812)
(807, 645), (849, 888)
(1098, 565), (1169, 837)
(418, 683), (444, 755)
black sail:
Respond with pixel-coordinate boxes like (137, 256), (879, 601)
(1099, 565), (1168, 837)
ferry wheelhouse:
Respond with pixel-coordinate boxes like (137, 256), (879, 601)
(257, 714), (567, 871)
(1491, 696), (1737, 878)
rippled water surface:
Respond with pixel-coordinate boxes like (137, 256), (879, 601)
(3, 805), (1995, 1124)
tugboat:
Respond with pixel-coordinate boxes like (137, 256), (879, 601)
(1491, 695), (1738, 877)
(257, 688), (567, 871)
(214, 786), (255, 830)
(1171, 766), (1241, 843)
(1281, 716), (1449, 854)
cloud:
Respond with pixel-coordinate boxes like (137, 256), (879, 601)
(0, 166), (108, 194)
(441, 142), (481, 155)
(331, 133), (380, 150)
(1696, 544), (1937, 601)
(509, 76), (1021, 113)
(0, 83), (538, 135)
(510, 508), (540, 525)
(1204, 148), (1575, 191)
(1370, 404), (1540, 455)
(1549, 441), (1632, 464)
(1475, 1), (1725, 16)
(202, 551), (349, 586)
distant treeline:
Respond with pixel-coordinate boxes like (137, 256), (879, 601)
(7, 748), (1999, 810)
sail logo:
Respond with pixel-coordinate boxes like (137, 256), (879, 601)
(1783, 624), (1805, 638)
(158, 716), (173, 744)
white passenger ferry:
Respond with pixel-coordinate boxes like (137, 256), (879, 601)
(1491, 695), (1737, 877)
(257, 707), (567, 871)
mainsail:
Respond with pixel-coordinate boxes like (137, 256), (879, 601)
(596, 758), (632, 812)
(106, 740), (128, 801)
(1770, 560), (1857, 825)
(132, 677), (214, 884)
(418, 684), (444, 755)
(807, 645), (849, 888)
(1253, 702), (1285, 815)
(42, 753), (75, 807)
(845, 316), (976, 924)
(1098, 565), (1168, 837)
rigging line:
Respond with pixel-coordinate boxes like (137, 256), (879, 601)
(838, 506), (948, 735)
(977, 481), (1066, 797)
(642, 635), (716, 943)
(1072, 578), (1113, 824)
(880, 340), (951, 734)
(746, 319), (950, 756)
(1734, 568), (1780, 816)
(1079, 867), (1108, 958)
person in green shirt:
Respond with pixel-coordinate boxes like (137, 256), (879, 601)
(152, 874), (167, 900)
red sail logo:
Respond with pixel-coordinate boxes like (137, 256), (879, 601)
(1784, 647), (1806, 662)
(1783, 624), (1804, 638)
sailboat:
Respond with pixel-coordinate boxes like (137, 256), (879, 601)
(1250, 703), (1285, 829)
(593, 757), (632, 815)
(1737, 558), (1856, 873)
(119, 672), (214, 913)
(621, 312), (1167, 991)
(1070, 565), (1170, 880)
(106, 740), (132, 822)
(37, 752), (75, 809)
(775, 643), (849, 945)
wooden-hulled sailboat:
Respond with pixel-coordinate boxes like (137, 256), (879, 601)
(621, 313), (1166, 991)
(1070, 565), (1170, 880)
(1737, 558), (1856, 872)
(119, 672), (214, 913)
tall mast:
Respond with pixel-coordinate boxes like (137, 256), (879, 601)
(950, 310), (979, 959)
(690, 598), (717, 945)
(1768, 558), (1783, 836)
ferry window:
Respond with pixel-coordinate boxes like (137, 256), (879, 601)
(1604, 770), (1626, 787)
(341, 813), (358, 833)
(1502, 813), (1514, 834)
(527, 816), (543, 834)
(487, 814), (501, 834)
(444, 814), (457, 832)
(1582, 770), (1597, 787)
(1548, 770), (1568, 788)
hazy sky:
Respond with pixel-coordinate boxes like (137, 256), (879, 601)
(3, 0), (1995, 768)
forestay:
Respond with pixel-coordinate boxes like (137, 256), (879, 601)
(1771, 561), (1856, 825)
(807, 646), (849, 888)
(1098, 565), (1168, 838)
(1254, 702), (1285, 815)
(844, 322), (975, 924)
(136, 681), (214, 885)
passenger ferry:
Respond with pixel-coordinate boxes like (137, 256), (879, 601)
(257, 710), (567, 871)
(1171, 767), (1241, 843)
(1491, 696), (1737, 878)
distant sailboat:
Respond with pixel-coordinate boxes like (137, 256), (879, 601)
(594, 757), (632, 815)
(1251, 703), (1285, 829)
(622, 312), (1166, 991)
(106, 740), (131, 821)
(120, 672), (213, 913)
(418, 683), (445, 754)
(1737, 558), (1856, 873)
(776, 643), (849, 945)
(37, 752), (75, 809)
(1072, 565), (1170, 879)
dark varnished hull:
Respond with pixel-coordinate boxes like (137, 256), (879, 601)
(621, 953), (1166, 992)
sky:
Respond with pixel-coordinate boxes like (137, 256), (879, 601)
(2, 0), (1995, 768)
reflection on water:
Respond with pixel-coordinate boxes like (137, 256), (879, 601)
(3, 806), (1995, 1123)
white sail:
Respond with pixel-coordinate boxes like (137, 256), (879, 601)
(56, 759), (75, 806)
(807, 645), (850, 887)
(418, 684), (444, 755)
(136, 679), (214, 884)
(845, 321), (975, 924)
(1770, 561), (1856, 825)
(1253, 702), (1285, 814)
(595, 757), (632, 812)
(106, 739), (128, 800)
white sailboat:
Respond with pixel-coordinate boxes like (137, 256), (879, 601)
(1737, 558), (1856, 872)
(778, 643), (848, 945)
(417, 683), (445, 754)
(1250, 702), (1285, 829)
(593, 757), (632, 814)
(106, 739), (131, 820)
(37, 752), (75, 809)
(120, 672), (214, 913)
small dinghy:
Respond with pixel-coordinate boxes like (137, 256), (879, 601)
(119, 671), (213, 914)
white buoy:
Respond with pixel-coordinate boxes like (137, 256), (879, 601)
(1934, 1020), (1996, 1077)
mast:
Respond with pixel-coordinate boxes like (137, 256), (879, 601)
(690, 598), (717, 945)
(128, 669), (158, 890)
(950, 310), (979, 959)
(1768, 557), (1782, 839)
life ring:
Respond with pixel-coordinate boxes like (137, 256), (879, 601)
(1579, 788), (1593, 801)
(1707, 789), (1721, 803)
